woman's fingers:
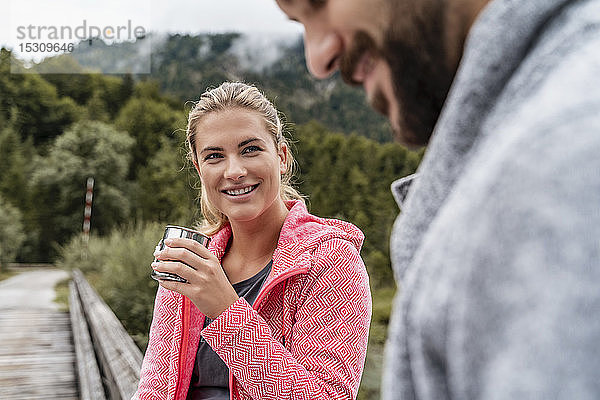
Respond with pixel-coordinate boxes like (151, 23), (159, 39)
(156, 276), (187, 294)
(152, 257), (238, 319)
(152, 237), (239, 319)
(167, 237), (211, 257)
(152, 260), (193, 279)
(155, 247), (198, 268)
(154, 237), (212, 267)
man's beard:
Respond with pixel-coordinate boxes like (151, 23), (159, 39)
(340, 6), (456, 147)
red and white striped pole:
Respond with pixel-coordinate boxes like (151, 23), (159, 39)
(82, 177), (94, 244)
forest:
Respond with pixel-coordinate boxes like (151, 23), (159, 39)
(0, 33), (422, 399)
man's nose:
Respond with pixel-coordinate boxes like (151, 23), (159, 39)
(304, 30), (342, 79)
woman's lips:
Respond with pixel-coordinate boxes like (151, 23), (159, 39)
(222, 183), (259, 197)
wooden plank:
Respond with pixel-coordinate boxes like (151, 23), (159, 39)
(73, 269), (143, 400)
(0, 307), (78, 400)
(69, 280), (107, 400)
(0, 269), (78, 399)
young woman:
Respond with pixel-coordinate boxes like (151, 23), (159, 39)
(134, 82), (371, 400)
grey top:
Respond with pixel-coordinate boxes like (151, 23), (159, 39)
(383, 0), (600, 399)
(187, 261), (272, 400)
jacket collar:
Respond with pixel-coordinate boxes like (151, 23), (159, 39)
(207, 200), (364, 283)
(391, 173), (419, 210)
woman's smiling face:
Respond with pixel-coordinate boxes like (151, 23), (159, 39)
(192, 108), (287, 225)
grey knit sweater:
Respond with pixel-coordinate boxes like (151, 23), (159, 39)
(382, 0), (600, 399)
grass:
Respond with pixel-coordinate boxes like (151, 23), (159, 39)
(54, 276), (71, 312)
(52, 270), (105, 313)
(0, 268), (17, 282)
(357, 285), (396, 400)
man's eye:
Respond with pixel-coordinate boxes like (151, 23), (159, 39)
(242, 145), (262, 154)
(204, 153), (223, 161)
(309, 0), (326, 8)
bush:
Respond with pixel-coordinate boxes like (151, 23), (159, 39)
(0, 196), (26, 269)
(58, 222), (165, 350)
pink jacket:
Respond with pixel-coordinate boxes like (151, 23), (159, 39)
(133, 200), (372, 400)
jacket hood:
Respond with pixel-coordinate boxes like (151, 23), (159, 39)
(278, 200), (364, 251)
(207, 200), (364, 280)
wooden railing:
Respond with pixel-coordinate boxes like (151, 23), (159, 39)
(70, 269), (143, 400)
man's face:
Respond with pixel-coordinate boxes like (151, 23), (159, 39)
(276, 0), (456, 147)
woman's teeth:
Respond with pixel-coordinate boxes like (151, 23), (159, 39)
(224, 185), (257, 196)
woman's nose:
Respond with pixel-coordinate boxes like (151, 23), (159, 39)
(304, 29), (343, 79)
(224, 157), (247, 180)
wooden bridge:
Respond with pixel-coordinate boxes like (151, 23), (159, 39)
(0, 267), (143, 399)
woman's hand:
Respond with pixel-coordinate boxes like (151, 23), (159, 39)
(152, 237), (239, 320)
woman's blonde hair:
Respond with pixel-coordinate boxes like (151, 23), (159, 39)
(186, 82), (304, 236)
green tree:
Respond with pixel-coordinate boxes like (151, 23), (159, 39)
(135, 136), (199, 224)
(0, 49), (82, 145)
(40, 71), (97, 104)
(0, 124), (34, 208)
(41, 72), (135, 119)
(85, 91), (111, 122)
(28, 120), (134, 260)
(0, 196), (26, 270)
(115, 96), (185, 178)
(99, 74), (135, 118)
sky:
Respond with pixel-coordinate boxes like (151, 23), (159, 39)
(2, 0), (303, 60)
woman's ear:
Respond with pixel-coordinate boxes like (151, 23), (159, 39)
(192, 158), (202, 177)
(278, 143), (288, 174)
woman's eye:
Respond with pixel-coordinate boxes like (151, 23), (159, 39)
(204, 153), (223, 161)
(242, 145), (262, 155)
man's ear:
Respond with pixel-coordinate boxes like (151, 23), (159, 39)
(278, 143), (288, 174)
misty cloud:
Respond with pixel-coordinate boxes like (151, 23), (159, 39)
(227, 32), (301, 72)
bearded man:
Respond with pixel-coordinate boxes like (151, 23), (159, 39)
(275, 0), (600, 398)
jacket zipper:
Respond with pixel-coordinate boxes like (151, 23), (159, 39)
(227, 267), (310, 400)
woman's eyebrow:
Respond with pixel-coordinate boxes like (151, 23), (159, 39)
(200, 146), (224, 154)
(239, 138), (264, 147)
(200, 138), (264, 153)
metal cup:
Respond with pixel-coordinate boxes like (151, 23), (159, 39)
(150, 225), (210, 283)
